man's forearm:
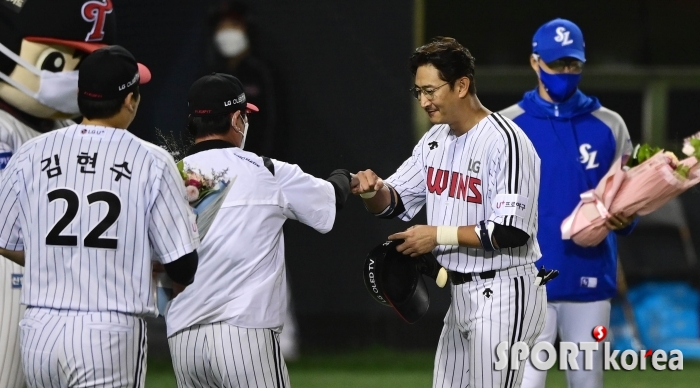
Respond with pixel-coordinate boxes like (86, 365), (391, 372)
(0, 248), (24, 266)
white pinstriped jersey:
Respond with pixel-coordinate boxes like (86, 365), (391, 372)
(166, 146), (336, 337)
(386, 113), (541, 273)
(0, 110), (73, 388)
(0, 124), (200, 316)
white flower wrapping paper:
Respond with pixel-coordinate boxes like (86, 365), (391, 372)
(155, 169), (236, 317)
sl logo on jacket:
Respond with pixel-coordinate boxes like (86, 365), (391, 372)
(579, 144), (600, 170)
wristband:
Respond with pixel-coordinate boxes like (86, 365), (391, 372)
(360, 191), (377, 199)
(475, 220), (496, 251)
(436, 226), (460, 246)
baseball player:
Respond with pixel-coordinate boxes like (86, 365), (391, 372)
(0, 2), (123, 386)
(353, 37), (549, 388)
(164, 73), (353, 388)
(0, 45), (200, 388)
(500, 19), (635, 388)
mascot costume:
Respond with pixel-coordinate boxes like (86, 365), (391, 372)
(0, 1), (117, 386)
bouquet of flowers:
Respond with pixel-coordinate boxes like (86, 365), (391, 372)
(177, 160), (235, 239)
(561, 132), (700, 247)
(153, 128), (236, 316)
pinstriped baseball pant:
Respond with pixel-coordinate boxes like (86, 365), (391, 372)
(169, 323), (290, 388)
(19, 308), (147, 388)
(433, 264), (547, 388)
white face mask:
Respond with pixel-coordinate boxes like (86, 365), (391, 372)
(215, 29), (249, 58)
(0, 42), (80, 116)
(233, 115), (249, 149)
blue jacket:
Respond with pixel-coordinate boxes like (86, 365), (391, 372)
(501, 89), (634, 302)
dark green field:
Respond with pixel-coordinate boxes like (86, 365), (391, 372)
(145, 347), (700, 387)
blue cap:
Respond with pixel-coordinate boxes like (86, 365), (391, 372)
(532, 18), (585, 63)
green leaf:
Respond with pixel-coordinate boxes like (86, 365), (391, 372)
(176, 160), (187, 180)
(691, 138), (700, 159)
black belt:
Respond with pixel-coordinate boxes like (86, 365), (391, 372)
(448, 269), (497, 285)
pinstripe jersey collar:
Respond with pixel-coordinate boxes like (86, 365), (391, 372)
(186, 139), (237, 156)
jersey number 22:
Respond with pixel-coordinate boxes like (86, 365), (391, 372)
(46, 188), (122, 249)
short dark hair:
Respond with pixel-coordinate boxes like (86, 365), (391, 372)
(187, 109), (246, 138)
(78, 87), (140, 120)
(409, 37), (477, 95)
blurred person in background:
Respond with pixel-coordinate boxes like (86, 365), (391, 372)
(206, 0), (280, 158)
(500, 18), (637, 388)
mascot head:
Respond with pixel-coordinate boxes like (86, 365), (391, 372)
(0, 0), (125, 119)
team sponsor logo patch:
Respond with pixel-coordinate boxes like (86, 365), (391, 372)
(11, 273), (22, 288)
(80, 128), (107, 136)
(0, 151), (12, 169)
(493, 194), (528, 218)
(581, 276), (598, 288)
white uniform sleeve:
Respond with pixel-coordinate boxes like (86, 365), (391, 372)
(271, 159), (336, 233)
(148, 158), (200, 264)
(487, 126), (540, 238)
(385, 139), (427, 221)
(0, 159), (23, 250)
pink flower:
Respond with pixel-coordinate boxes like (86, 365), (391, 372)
(185, 185), (200, 202)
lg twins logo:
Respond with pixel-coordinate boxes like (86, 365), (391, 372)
(554, 26), (574, 46)
(427, 166), (482, 204)
(82, 0), (113, 42)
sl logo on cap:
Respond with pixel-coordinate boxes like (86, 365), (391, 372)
(554, 26), (574, 46)
(82, 0), (114, 42)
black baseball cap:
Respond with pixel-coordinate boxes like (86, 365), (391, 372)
(188, 73), (259, 116)
(78, 45), (151, 100)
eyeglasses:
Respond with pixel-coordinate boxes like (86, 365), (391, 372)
(410, 82), (450, 101)
(534, 54), (584, 74)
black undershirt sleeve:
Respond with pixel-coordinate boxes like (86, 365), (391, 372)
(326, 169), (352, 210)
(163, 250), (199, 285)
(492, 223), (530, 248)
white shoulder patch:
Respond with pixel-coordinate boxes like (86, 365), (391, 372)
(493, 193), (529, 218)
(498, 104), (526, 120)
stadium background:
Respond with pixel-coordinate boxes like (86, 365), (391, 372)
(106, 0), (700, 386)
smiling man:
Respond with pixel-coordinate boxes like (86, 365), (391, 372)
(352, 37), (551, 388)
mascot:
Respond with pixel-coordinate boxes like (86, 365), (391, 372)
(0, 1), (117, 386)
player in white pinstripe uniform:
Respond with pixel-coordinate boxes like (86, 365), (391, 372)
(1, 1), (123, 386)
(164, 73), (353, 388)
(0, 45), (201, 388)
(353, 37), (555, 388)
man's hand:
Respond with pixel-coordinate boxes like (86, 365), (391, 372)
(605, 213), (635, 231)
(351, 169), (384, 196)
(388, 225), (438, 257)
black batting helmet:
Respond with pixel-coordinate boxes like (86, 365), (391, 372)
(363, 240), (446, 324)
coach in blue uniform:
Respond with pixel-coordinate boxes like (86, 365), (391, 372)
(500, 19), (636, 388)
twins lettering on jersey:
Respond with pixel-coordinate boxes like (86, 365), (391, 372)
(427, 166), (482, 203)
